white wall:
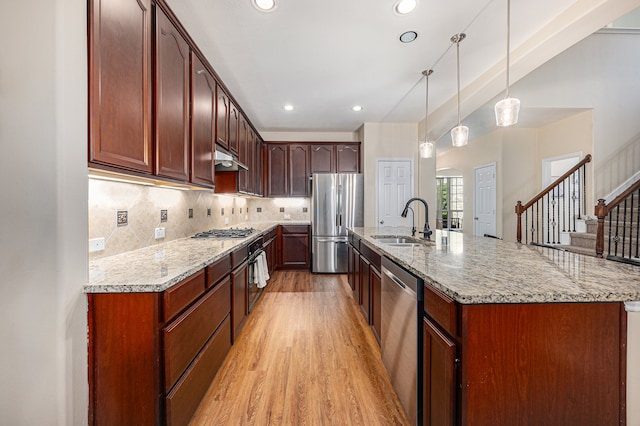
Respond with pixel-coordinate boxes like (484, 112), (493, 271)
(361, 122), (436, 229)
(0, 1), (88, 424)
(511, 30), (640, 198)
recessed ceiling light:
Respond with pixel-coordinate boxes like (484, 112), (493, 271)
(399, 31), (418, 43)
(252, 0), (277, 12)
(284, 104), (294, 111)
(352, 105), (363, 112)
(394, 0), (417, 15)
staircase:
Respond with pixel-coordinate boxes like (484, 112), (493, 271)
(558, 219), (598, 256)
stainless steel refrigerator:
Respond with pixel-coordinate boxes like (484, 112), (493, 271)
(311, 173), (364, 273)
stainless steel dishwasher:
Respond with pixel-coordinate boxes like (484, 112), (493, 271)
(381, 256), (423, 426)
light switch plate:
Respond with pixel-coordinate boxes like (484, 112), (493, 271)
(155, 227), (165, 239)
(89, 237), (105, 252)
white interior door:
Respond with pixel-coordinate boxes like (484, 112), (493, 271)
(474, 163), (496, 237)
(377, 159), (413, 228)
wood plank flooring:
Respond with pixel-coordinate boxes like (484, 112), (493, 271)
(190, 271), (410, 425)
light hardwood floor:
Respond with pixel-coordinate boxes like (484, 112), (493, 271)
(190, 270), (410, 425)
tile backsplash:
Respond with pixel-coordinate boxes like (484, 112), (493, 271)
(89, 179), (310, 258)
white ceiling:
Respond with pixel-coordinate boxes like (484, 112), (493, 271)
(168, 0), (639, 135)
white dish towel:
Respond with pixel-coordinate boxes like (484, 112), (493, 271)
(255, 252), (270, 289)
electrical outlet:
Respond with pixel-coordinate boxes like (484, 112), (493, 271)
(160, 210), (168, 222)
(224, 217), (230, 225)
(207, 208), (211, 216)
(188, 208), (193, 219)
(89, 237), (105, 252)
(284, 214), (291, 220)
(154, 250), (165, 262)
(245, 214), (248, 220)
(155, 227), (165, 239)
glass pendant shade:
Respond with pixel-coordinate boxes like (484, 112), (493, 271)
(451, 125), (469, 147)
(419, 141), (434, 158)
(495, 97), (520, 126)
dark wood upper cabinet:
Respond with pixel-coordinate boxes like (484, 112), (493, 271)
(228, 102), (239, 155)
(336, 144), (360, 173)
(190, 53), (215, 186)
(155, 7), (190, 181)
(266, 144), (288, 197)
(255, 138), (263, 196)
(310, 144), (334, 173)
(89, 0), (153, 173)
(238, 116), (249, 193)
(289, 144), (310, 197)
(216, 85), (230, 151)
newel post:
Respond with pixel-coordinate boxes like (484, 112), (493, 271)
(515, 201), (523, 243)
(595, 199), (607, 258)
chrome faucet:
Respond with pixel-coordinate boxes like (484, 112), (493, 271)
(401, 198), (432, 240)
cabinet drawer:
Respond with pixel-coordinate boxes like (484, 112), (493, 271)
(163, 276), (231, 392)
(165, 315), (231, 426)
(359, 241), (381, 270)
(231, 244), (248, 269)
(264, 228), (277, 241)
(162, 270), (206, 323)
(424, 283), (457, 337)
(206, 255), (231, 288)
(281, 225), (308, 234)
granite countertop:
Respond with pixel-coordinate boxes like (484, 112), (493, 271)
(350, 227), (640, 305)
(85, 221), (309, 293)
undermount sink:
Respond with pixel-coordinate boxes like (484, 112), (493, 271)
(372, 235), (432, 247)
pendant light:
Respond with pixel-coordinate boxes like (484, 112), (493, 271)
(450, 33), (468, 147)
(495, 0), (520, 126)
(419, 69), (435, 158)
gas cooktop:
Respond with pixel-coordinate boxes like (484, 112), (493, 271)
(192, 227), (256, 239)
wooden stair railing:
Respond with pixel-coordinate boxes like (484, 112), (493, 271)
(516, 154), (592, 245)
(595, 178), (640, 265)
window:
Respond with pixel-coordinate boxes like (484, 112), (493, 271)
(436, 177), (464, 230)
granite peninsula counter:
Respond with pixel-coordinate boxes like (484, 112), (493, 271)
(349, 227), (640, 304)
(85, 221), (309, 293)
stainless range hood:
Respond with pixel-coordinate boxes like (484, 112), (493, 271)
(214, 148), (247, 171)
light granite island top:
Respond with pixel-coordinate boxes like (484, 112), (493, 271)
(85, 221), (309, 293)
(350, 227), (640, 304)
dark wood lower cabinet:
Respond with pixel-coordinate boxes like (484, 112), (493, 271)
(231, 261), (248, 342)
(279, 225), (310, 269)
(359, 256), (370, 323)
(423, 316), (456, 426)
(422, 282), (626, 426)
(88, 269), (232, 425)
(370, 266), (381, 344)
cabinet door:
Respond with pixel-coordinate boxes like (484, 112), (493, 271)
(423, 317), (457, 426)
(359, 256), (371, 323)
(347, 244), (354, 290)
(237, 116), (249, 193)
(228, 102), (239, 155)
(255, 138), (263, 196)
(190, 53), (215, 186)
(336, 144), (360, 173)
(266, 144), (288, 197)
(280, 226), (310, 269)
(89, 0), (153, 172)
(216, 85), (230, 150)
(353, 247), (361, 302)
(310, 144), (335, 173)
(231, 261), (248, 342)
(289, 144), (310, 196)
(370, 265), (381, 345)
(155, 8), (190, 181)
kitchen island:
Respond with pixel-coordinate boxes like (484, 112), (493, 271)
(349, 227), (640, 426)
